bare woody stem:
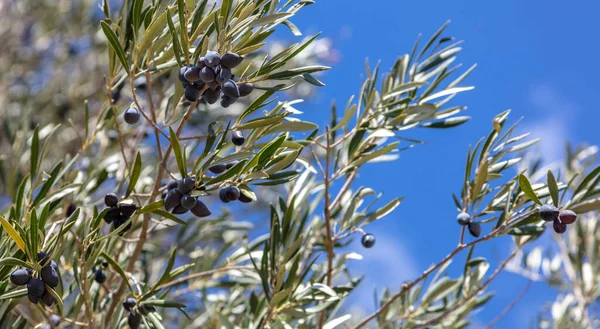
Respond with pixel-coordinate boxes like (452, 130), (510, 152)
(318, 127), (334, 329)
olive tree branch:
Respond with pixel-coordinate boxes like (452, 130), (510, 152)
(484, 280), (532, 329)
(318, 127), (334, 329)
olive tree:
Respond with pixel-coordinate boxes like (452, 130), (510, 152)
(0, 1), (598, 329)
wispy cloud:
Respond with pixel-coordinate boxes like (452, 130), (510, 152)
(520, 83), (579, 163)
(345, 230), (420, 313)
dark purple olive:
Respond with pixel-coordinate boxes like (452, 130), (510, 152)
(231, 131), (245, 146)
(178, 66), (189, 82)
(221, 53), (244, 69)
(28, 293), (39, 304)
(104, 206), (119, 224)
(128, 312), (142, 329)
(203, 88), (220, 104)
(119, 203), (137, 217)
(181, 194), (197, 210)
(238, 82), (254, 97)
(191, 199), (211, 217)
(66, 204), (77, 217)
(222, 80), (240, 98)
(165, 189), (183, 211)
(94, 269), (107, 284)
(219, 189), (230, 203)
(540, 204), (559, 222)
(457, 212), (470, 226)
(220, 95), (237, 108)
(172, 204), (189, 214)
(558, 210), (577, 224)
(124, 107), (141, 124)
(203, 51), (221, 68)
(10, 268), (32, 286)
(167, 180), (179, 190)
(37, 252), (49, 265)
(467, 221), (481, 237)
(225, 162), (236, 169)
(200, 67), (216, 83)
(161, 189), (168, 199)
(27, 278), (45, 298)
(123, 297), (137, 311)
(224, 186), (241, 201)
(105, 193), (119, 207)
(197, 57), (206, 68)
(41, 289), (55, 306)
(361, 233), (376, 248)
(216, 66), (232, 84)
(41, 265), (59, 288)
(184, 66), (202, 82)
(184, 84), (201, 102)
(553, 219), (567, 234)
(209, 164), (227, 174)
(178, 177), (196, 194)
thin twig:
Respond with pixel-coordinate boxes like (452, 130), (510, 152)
(318, 127), (334, 329)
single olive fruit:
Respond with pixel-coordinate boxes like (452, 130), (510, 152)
(28, 293), (40, 304)
(196, 57), (206, 68)
(219, 189), (231, 203)
(238, 82), (254, 97)
(191, 199), (211, 217)
(110, 88), (122, 103)
(41, 265), (59, 288)
(456, 212), (471, 226)
(167, 180), (179, 190)
(231, 131), (245, 146)
(10, 268), (32, 286)
(220, 95), (235, 108)
(102, 260), (109, 268)
(165, 189), (183, 211)
(184, 84), (201, 102)
(119, 203), (137, 217)
(181, 194), (197, 210)
(221, 53), (244, 69)
(553, 219), (567, 234)
(184, 65), (202, 82)
(128, 312), (142, 329)
(66, 203), (77, 217)
(225, 186), (241, 201)
(41, 289), (55, 307)
(539, 204), (559, 222)
(558, 209), (577, 224)
(178, 177), (196, 194)
(123, 297), (137, 311)
(172, 204), (189, 214)
(203, 51), (221, 68)
(37, 251), (49, 265)
(361, 233), (376, 248)
(105, 193), (119, 207)
(199, 66), (216, 83)
(467, 221), (481, 237)
(238, 193), (253, 203)
(104, 206), (119, 224)
(124, 107), (141, 124)
(209, 164), (227, 174)
(216, 66), (232, 84)
(222, 80), (240, 98)
(178, 66), (189, 82)
(161, 189), (168, 199)
(28, 278), (45, 298)
(203, 87), (220, 104)
(95, 269), (107, 284)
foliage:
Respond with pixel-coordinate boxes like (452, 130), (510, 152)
(0, 1), (598, 329)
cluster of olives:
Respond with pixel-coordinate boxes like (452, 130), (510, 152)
(178, 51), (254, 107)
(361, 233), (376, 248)
(10, 252), (59, 306)
(163, 178), (211, 217)
(103, 193), (137, 235)
(219, 185), (249, 203)
(540, 204), (577, 234)
(457, 212), (481, 237)
(123, 106), (141, 125)
(122, 297), (156, 329)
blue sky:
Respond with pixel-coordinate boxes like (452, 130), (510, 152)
(286, 0), (600, 327)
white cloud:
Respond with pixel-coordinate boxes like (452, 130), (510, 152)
(519, 83), (578, 163)
(345, 230), (420, 312)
